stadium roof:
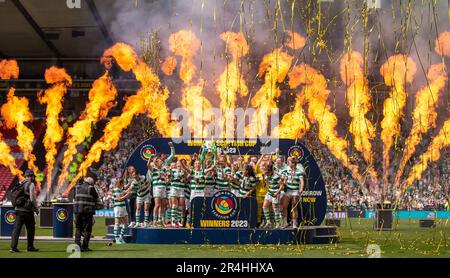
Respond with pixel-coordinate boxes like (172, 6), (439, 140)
(0, 0), (121, 59)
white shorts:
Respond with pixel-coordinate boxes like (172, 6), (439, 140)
(231, 189), (240, 197)
(153, 186), (167, 199)
(190, 190), (205, 201)
(169, 187), (185, 198)
(264, 193), (280, 205)
(204, 187), (215, 197)
(114, 206), (128, 218)
(286, 190), (300, 197)
(136, 194), (152, 204)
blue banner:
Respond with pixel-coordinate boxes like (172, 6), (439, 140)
(191, 191), (258, 228)
(125, 138), (328, 226)
(95, 209), (115, 217)
(365, 210), (450, 219)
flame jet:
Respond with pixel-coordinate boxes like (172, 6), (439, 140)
(63, 43), (178, 195)
(285, 30), (306, 50)
(248, 49), (293, 137)
(169, 30), (212, 137)
(270, 31), (308, 139)
(394, 63), (447, 187)
(288, 63), (362, 183)
(1, 88), (40, 188)
(161, 56), (177, 76)
(216, 32), (249, 138)
(38, 67), (72, 194)
(274, 92), (310, 139)
(56, 71), (118, 190)
(0, 60), (19, 79)
(379, 55), (416, 187)
(404, 117), (450, 189)
(0, 59), (23, 178)
(340, 51), (377, 182)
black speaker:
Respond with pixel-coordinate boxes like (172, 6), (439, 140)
(374, 209), (394, 231)
(325, 219), (341, 227)
(419, 219), (435, 228)
(39, 206), (53, 228)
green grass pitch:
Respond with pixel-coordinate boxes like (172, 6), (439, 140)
(0, 218), (448, 258)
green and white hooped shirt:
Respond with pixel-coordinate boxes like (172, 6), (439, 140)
(170, 168), (186, 189)
(125, 177), (138, 197)
(113, 187), (126, 208)
(265, 173), (283, 197)
(285, 167), (304, 191)
(204, 171), (215, 190)
(151, 167), (167, 188)
(190, 169), (206, 191)
(239, 175), (257, 196)
(215, 166), (231, 191)
(137, 176), (151, 197)
(232, 171), (243, 191)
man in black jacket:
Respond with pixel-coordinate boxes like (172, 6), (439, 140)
(74, 176), (100, 252)
(10, 169), (39, 253)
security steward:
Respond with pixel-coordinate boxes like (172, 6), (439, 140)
(74, 176), (100, 252)
(10, 169), (39, 253)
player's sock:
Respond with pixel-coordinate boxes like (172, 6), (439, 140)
(153, 211), (159, 223)
(113, 224), (119, 240)
(177, 207), (183, 224)
(263, 207), (271, 224)
(274, 208), (281, 225)
(167, 209), (171, 223)
(120, 224), (126, 239)
(135, 210), (141, 225)
(144, 211), (150, 223)
(171, 205), (177, 223)
(269, 210), (275, 223)
(159, 214), (164, 224)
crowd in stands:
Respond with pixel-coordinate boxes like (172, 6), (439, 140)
(91, 117), (449, 211)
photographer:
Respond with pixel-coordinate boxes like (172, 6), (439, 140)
(10, 169), (39, 253)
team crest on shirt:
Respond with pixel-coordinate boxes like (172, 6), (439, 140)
(140, 144), (157, 161)
(56, 208), (68, 222)
(288, 145), (304, 159)
(211, 191), (238, 220)
(4, 210), (16, 225)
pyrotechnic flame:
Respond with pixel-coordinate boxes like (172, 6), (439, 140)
(38, 67), (72, 194)
(274, 93), (310, 139)
(248, 48), (293, 136)
(0, 60), (19, 79)
(1, 88), (40, 188)
(217, 32), (249, 137)
(181, 79), (212, 138)
(288, 63), (362, 183)
(395, 63), (447, 187)
(435, 31), (450, 57)
(0, 59), (22, 178)
(169, 30), (212, 137)
(379, 54), (416, 187)
(340, 51), (377, 182)
(169, 30), (200, 84)
(56, 71), (118, 190)
(285, 31), (306, 50)
(63, 42), (178, 195)
(404, 117), (450, 188)
(0, 137), (23, 179)
(161, 56), (177, 76)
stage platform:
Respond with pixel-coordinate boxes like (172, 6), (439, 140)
(106, 225), (339, 245)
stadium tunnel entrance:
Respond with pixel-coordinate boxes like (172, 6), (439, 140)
(126, 138), (327, 226)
